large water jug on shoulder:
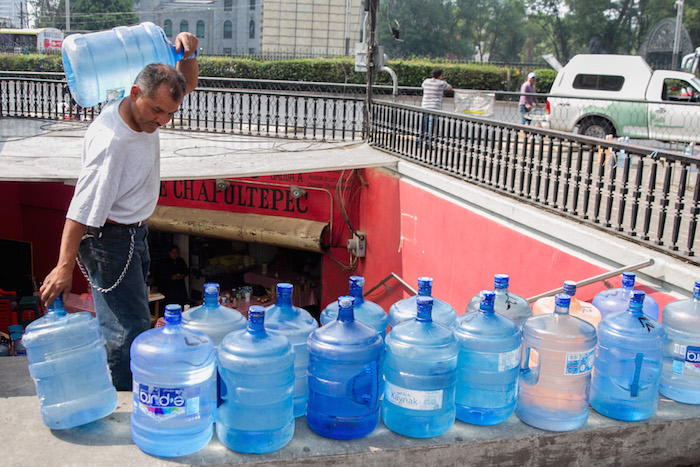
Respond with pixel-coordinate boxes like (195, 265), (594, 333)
(22, 295), (118, 430)
(62, 21), (195, 108)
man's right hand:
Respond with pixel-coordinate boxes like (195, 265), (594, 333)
(40, 264), (73, 307)
(40, 218), (86, 307)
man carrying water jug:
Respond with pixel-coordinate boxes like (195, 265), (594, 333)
(40, 32), (199, 391)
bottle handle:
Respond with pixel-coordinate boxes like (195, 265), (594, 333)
(170, 43), (198, 61)
(346, 361), (379, 408)
(519, 345), (540, 386)
(630, 352), (644, 397)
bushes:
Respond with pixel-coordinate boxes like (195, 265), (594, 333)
(0, 54), (556, 92)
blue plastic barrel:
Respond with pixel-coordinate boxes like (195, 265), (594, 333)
(130, 304), (215, 457)
(590, 290), (666, 421)
(383, 296), (459, 438)
(388, 277), (457, 328)
(454, 290), (521, 425)
(217, 306), (295, 453)
(264, 283), (318, 418)
(22, 295), (118, 430)
(62, 21), (192, 108)
(659, 280), (700, 404)
(307, 296), (383, 439)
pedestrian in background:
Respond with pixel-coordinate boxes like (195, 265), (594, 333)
(519, 72), (538, 125)
(420, 68), (452, 145)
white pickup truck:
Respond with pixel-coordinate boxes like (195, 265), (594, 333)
(544, 54), (700, 143)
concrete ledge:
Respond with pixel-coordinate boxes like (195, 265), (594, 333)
(3, 357), (700, 466)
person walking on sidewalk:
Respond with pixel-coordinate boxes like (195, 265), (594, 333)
(40, 32), (199, 391)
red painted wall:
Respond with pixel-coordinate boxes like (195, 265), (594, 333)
(355, 168), (677, 316)
(0, 182), (23, 240)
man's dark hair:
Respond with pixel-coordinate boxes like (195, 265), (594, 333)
(432, 68), (443, 79)
(134, 63), (186, 102)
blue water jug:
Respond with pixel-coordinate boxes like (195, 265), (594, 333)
(217, 306), (295, 453)
(454, 290), (521, 425)
(130, 304), (215, 457)
(592, 272), (660, 320)
(182, 283), (246, 412)
(383, 296), (458, 438)
(590, 290), (666, 421)
(62, 21), (193, 108)
(264, 283), (318, 418)
(464, 274), (532, 328)
(307, 296), (383, 439)
(22, 295), (117, 430)
(659, 280), (700, 404)
(516, 294), (597, 431)
(320, 276), (389, 338)
(388, 277), (457, 328)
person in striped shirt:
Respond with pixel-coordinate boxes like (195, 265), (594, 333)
(419, 68), (452, 145)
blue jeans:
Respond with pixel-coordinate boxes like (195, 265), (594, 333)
(79, 223), (151, 390)
(519, 104), (530, 125)
(419, 114), (435, 145)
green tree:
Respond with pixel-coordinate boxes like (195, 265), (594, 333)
(32, 0), (138, 31)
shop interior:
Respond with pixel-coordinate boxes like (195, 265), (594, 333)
(148, 230), (323, 321)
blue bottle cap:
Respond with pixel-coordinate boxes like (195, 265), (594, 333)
(479, 290), (496, 312)
(622, 272), (636, 288)
(629, 290), (645, 312)
(416, 296), (433, 321)
(248, 305), (265, 332)
(337, 295), (355, 321)
(349, 276), (365, 287)
(554, 293), (571, 312)
(164, 304), (182, 324)
(277, 283), (293, 296)
(203, 282), (220, 296)
(48, 294), (65, 312)
(694, 281), (700, 297)
(494, 274), (509, 289)
(562, 280), (577, 296)
(417, 277), (433, 296)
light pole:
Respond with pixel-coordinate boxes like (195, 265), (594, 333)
(672, 0), (684, 70)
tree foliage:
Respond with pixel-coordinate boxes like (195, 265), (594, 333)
(31, 0), (138, 31)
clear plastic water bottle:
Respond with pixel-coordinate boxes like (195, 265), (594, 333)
(264, 283), (318, 418)
(592, 272), (660, 320)
(383, 296), (458, 438)
(454, 290), (521, 425)
(217, 306), (295, 453)
(62, 21), (195, 108)
(22, 295), (118, 429)
(516, 294), (597, 431)
(182, 283), (246, 412)
(307, 296), (383, 439)
(320, 276), (389, 338)
(130, 304), (215, 457)
(590, 291), (666, 421)
(388, 277), (457, 328)
(464, 274), (532, 328)
(659, 280), (700, 404)
(532, 280), (602, 329)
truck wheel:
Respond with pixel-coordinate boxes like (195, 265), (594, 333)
(578, 117), (615, 139)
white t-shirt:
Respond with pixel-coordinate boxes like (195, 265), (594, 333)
(67, 99), (160, 227)
(421, 78), (451, 110)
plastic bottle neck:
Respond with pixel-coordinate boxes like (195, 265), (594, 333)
(338, 306), (355, 322)
(247, 308), (265, 334)
(349, 285), (365, 304)
(417, 278), (433, 297)
(276, 292), (293, 308)
(204, 294), (219, 308)
(47, 298), (67, 317)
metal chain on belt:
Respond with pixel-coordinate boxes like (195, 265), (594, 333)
(77, 228), (136, 294)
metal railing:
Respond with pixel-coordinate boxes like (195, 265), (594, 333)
(0, 75), (365, 141)
(370, 101), (700, 263)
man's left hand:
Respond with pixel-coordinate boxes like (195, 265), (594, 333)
(174, 32), (198, 59)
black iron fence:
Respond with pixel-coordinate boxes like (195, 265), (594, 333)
(370, 101), (700, 262)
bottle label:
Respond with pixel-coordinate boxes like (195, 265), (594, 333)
(672, 344), (700, 375)
(564, 349), (595, 375)
(385, 381), (443, 411)
(498, 347), (521, 371)
(134, 382), (202, 420)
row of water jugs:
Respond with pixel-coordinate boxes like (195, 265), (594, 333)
(22, 272), (700, 457)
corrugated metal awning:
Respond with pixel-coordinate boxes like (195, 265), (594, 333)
(149, 205), (330, 253)
(0, 118), (398, 182)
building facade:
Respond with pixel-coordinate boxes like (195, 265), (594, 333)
(0, 0), (27, 28)
(134, 0), (363, 57)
